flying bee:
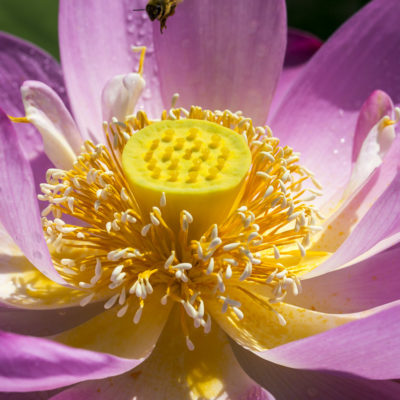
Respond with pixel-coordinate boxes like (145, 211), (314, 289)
(134, 0), (183, 33)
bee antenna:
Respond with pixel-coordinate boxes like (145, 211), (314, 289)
(133, 8), (145, 11)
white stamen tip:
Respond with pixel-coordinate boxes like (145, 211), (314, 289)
(161, 294), (168, 305)
(104, 293), (119, 310)
(222, 242), (240, 252)
(276, 312), (287, 326)
(133, 305), (144, 324)
(273, 245), (280, 259)
(232, 306), (244, 320)
(297, 241), (306, 257)
(186, 336), (195, 351)
(160, 192), (166, 207)
(182, 210), (193, 223)
(173, 262), (192, 270)
(164, 251), (175, 269)
(117, 304), (129, 318)
(79, 292), (95, 307)
(141, 224), (151, 236)
(206, 258), (215, 275)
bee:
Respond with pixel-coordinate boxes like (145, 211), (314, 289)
(134, 0), (183, 33)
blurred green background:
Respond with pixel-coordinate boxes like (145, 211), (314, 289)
(0, 0), (370, 60)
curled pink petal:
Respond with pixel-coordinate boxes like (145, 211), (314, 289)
(0, 32), (68, 162)
(352, 89), (395, 162)
(0, 32), (67, 203)
(21, 80), (83, 169)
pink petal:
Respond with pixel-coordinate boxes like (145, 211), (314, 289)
(58, 0), (164, 142)
(0, 303), (103, 337)
(0, 109), (65, 285)
(248, 301), (400, 379)
(269, 29), (322, 116)
(307, 170), (400, 278)
(287, 246), (400, 313)
(284, 29), (322, 67)
(0, 391), (58, 400)
(233, 342), (400, 400)
(153, 0), (287, 125)
(50, 373), (274, 400)
(0, 331), (139, 392)
(270, 0), (400, 202)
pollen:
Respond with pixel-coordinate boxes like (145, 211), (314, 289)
(37, 105), (323, 351)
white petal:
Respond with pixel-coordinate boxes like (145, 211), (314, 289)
(21, 81), (82, 170)
(101, 73), (145, 122)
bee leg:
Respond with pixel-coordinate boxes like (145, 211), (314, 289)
(160, 16), (168, 33)
(169, 4), (177, 17)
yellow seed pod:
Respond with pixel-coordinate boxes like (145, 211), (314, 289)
(122, 119), (251, 237)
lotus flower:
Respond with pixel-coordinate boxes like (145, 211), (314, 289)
(1, 0), (400, 399)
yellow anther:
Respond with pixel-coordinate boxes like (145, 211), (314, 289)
(382, 116), (396, 127)
(132, 46), (147, 76)
(8, 115), (30, 124)
(187, 128), (198, 140)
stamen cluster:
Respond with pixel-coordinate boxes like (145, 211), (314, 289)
(38, 106), (322, 349)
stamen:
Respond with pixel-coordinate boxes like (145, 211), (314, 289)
(132, 46), (146, 76)
(185, 336), (195, 351)
(37, 104), (323, 352)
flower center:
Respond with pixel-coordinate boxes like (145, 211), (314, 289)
(37, 106), (323, 350)
(122, 119), (251, 240)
